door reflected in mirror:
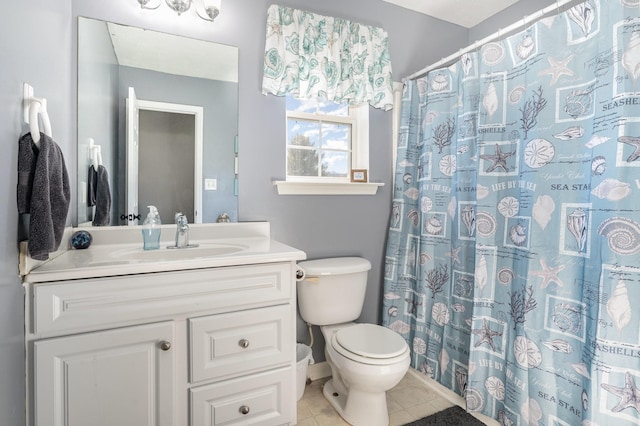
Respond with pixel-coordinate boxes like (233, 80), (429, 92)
(127, 89), (204, 225)
(77, 17), (238, 226)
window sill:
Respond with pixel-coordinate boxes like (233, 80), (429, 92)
(273, 181), (384, 195)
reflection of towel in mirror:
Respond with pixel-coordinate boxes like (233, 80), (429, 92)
(87, 165), (96, 207)
(17, 132), (70, 260)
(88, 165), (111, 226)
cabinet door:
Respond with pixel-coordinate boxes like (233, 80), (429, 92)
(34, 322), (175, 426)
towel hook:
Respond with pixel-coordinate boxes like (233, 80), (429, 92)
(94, 146), (102, 167)
(23, 83), (52, 148)
(29, 99), (52, 145)
(88, 138), (102, 167)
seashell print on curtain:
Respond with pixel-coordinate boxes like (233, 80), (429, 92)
(261, 4), (394, 110)
(383, 1), (640, 425)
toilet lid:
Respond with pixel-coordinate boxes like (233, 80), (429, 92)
(335, 324), (407, 359)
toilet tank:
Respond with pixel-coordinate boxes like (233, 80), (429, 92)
(296, 257), (372, 326)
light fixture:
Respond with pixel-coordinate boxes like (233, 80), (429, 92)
(137, 0), (221, 22)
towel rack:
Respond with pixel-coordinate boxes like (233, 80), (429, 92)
(88, 138), (103, 167)
(23, 83), (52, 148)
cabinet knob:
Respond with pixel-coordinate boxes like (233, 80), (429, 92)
(160, 341), (172, 351)
(238, 339), (250, 349)
(239, 405), (250, 415)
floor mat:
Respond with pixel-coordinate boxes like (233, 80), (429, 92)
(403, 405), (487, 425)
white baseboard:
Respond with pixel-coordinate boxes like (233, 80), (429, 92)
(307, 361), (331, 381)
(407, 368), (499, 425)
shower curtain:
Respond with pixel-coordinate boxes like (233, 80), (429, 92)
(383, 1), (640, 425)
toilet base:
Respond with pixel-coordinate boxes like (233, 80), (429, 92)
(323, 378), (389, 426)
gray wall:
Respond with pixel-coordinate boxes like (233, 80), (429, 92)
(235, 1), (469, 361)
(0, 2), (563, 424)
(1, 1), (72, 425)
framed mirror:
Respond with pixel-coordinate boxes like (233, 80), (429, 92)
(77, 17), (238, 226)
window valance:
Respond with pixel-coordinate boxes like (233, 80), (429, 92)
(262, 4), (394, 111)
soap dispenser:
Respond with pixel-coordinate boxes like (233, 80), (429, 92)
(142, 205), (161, 250)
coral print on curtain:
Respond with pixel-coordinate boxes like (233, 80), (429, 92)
(383, 1), (640, 425)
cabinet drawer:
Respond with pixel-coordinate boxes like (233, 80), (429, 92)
(190, 304), (293, 383)
(190, 367), (293, 426)
(32, 263), (292, 336)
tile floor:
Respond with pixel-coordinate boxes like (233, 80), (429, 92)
(296, 370), (461, 426)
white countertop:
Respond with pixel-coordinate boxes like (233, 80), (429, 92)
(22, 222), (306, 283)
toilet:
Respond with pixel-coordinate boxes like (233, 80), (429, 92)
(297, 257), (410, 426)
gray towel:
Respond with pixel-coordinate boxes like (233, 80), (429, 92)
(87, 165), (96, 207)
(17, 132), (70, 260)
(91, 165), (111, 226)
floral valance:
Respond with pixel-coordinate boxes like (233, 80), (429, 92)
(262, 4), (394, 111)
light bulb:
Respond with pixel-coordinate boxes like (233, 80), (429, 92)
(203, 0), (221, 21)
(165, 0), (192, 15)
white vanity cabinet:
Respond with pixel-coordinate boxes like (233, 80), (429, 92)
(24, 259), (301, 426)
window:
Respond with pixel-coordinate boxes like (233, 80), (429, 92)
(275, 96), (382, 195)
(286, 96), (368, 181)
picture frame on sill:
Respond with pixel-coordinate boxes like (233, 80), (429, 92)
(350, 169), (368, 182)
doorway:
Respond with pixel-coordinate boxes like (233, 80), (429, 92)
(126, 87), (203, 225)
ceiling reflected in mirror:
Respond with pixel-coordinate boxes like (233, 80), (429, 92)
(107, 20), (236, 82)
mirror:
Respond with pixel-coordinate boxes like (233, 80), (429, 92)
(77, 17), (238, 226)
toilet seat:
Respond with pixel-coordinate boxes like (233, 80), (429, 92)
(331, 323), (409, 365)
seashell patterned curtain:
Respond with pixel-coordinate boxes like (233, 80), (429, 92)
(383, 1), (640, 425)
(261, 4), (394, 110)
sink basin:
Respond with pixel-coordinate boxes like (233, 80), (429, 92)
(110, 243), (247, 261)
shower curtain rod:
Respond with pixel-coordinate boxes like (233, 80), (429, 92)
(403, 0), (582, 81)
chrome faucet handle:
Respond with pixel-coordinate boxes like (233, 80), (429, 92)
(175, 213), (188, 227)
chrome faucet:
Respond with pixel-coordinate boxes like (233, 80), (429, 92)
(175, 213), (189, 248)
(168, 213), (198, 249)
(167, 213), (198, 248)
